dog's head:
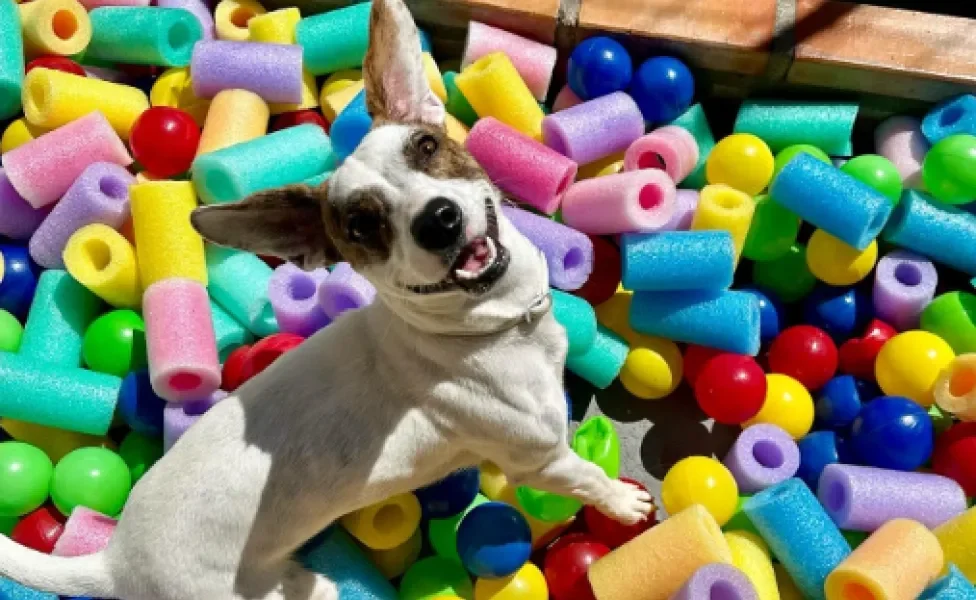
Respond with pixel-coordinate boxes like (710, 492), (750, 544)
(192, 0), (548, 333)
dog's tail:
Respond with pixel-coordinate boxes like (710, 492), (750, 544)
(0, 534), (116, 597)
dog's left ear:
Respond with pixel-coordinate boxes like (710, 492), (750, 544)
(363, 0), (445, 127)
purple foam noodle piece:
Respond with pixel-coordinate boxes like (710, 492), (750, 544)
(872, 250), (938, 331)
(0, 168), (50, 240)
(663, 189), (700, 231)
(724, 424), (801, 494)
(669, 564), (758, 600)
(268, 262), (331, 337)
(156, 0), (215, 39)
(817, 463), (968, 531)
(163, 389), (227, 452)
(501, 204), (594, 291)
(28, 162), (135, 269)
(542, 92), (646, 165)
(317, 262), (376, 320)
(190, 40), (304, 104)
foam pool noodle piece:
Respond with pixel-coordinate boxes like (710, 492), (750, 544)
(0, 169), (47, 241)
(564, 325), (626, 389)
(875, 116), (929, 188)
(296, 1), (371, 75)
(692, 184), (756, 262)
(0, 0), (24, 120)
(624, 125), (700, 185)
(0, 578), (57, 599)
(85, 7), (203, 67)
(725, 531), (778, 600)
(367, 529), (422, 580)
(52, 506), (116, 557)
(670, 563), (758, 600)
(213, 0), (264, 41)
(551, 289), (597, 355)
(872, 250), (938, 331)
(455, 52), (546, 140)
(620, 230), (735, 291)
(922, 293), (976, 355)
(210, 300), (252, 362)
(1, 112), (132, 209)
(192, 124), (335, 204)
(17, 0), (92, 58)
(63, 224), (140, 309)
(443, 71), (479, 127)
(501, 205), (593, 291)
(330, 89), (372, 161)
(663, 189), (700, 231)
(670, 103), (716, 190)
(882, 190), (976, 276)
(247, 7), (299, 43)
(541, 92), (645, 165)
(2, 119), (49, 155)
(206, 245), (278, 336)
(769, 153), (893, 250)
(162, 390), (226, 451)
(130, 181), (207, 287)
(923, 95), (976, 144)
(588, 504), (733, 600)
(190, 40), (303, 104)
(630, 289), (761, 356)
(19, 270), (101, 367)
(28, 162), (134, 269)
(461, 21), (556, 102)
(935, 506), (976, 583)
(920, 566), (976, 600)
(321, 78), (363, 122)
(300, 526), (398, 600)
(317, 262), (375, 320)
(825, 518), (944, 600)
(196, 89), (269, 156)
(150, 66), (211, 126)
(268, 263), (331, 337)
(734, 100), (858, 156)
(157, 0), (213, 40)
(725, 424), (801, 494)
(562, 170), (676, 234)
(743, 478), (851, 600)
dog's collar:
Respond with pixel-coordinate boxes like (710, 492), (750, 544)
(440, 288), (553, 337)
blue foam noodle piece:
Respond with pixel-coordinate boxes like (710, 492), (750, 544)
(205, 245), (279, 337)
(331, 89), (372, 161)
(0, 578), (58, 600)
(882, 190), (976, 276)
(564, 325), (627, 389)
(301, 527), (398, 600)
(922, 95), (976, 144)
(920, 565), (976, 600)
(629, 289), (760, 355)
(551, 289), (597, 355)
(620, 230), (735, 291)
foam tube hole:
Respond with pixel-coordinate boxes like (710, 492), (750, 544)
(373, 504), (403, 531)
(710, 581), (741, 600)
(170, 372), (203, 392)
(869, 209), (888, 234)
(824, 480), (847, 514)
(639, 152), (667, 171)
(230, 7), (254, 28)
(563, 247), (584, 271)
(713, 191), (745, 211)
(99, 177), (129, 201)
(894, 262), (922, 286)
(26, 77), (50, 117)
(842, 582), (877, 600)
(52, 10), (79, 40)
(639, 184), (664, 211)
(289, 274), (317, 301)
(940, 106), (964, 127)
(752, 440), (785, 469)
(950, 368), (976, 397)
(332, 293), (359, 314)
(83, 239), (113, 271)
(167, 21), (195, 52)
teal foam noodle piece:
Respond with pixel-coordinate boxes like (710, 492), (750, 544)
(0, 0), (24, 120)
(301, 527), (398, 600)
(86, 7), (203, 67)
(0, 577), (57, 600)
(670, 103), (714, 190)
(564, 325), (627, 389)
(19, 270), (102, 367)
(734, 100), (858, 156)
(206, 245), (278, 337)
(296, 2), (372, 76)
(210, 299), (253, 362)
(919, 565), (976, 600)
(551, 289), (597, 355)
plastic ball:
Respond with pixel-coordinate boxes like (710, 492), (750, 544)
(475, 562), (548, 600)
(619, 337), (683, 400)
(0, 308), (23, 352)
(628, 56), (694, 124)
(50, 447), (132, 517)
(82, 310), (148, 377)
(838, 319), (896, 381)
(932, 422), (976, 496)
(117, 432), (163, 485)
(571, 417), (621, 478)
(875, 330), (955, 407)
(429, 493), (489, 562)
(117, 371), (167, 437)
(456, 502), (532, 578)
(543, 533), (610, 600)
(815, 375), (874, 430)
(0, 244), (40, 319)
(840, 154), (903, 204)
(922, 134), (976, 204)
(11, 505), (65, 554)
(706, 133), (775, 195)
(795, 431), (840, 489)
(129, 106), (201, 178)
(806, 229), (878, 286)
(221, 344), (252, 391)
(239, 333), (305, 383)
(400, 556), (474, 600)
(746, 374), (815, 440)
(694, 354), (767, 425)
(415, 467), (481, 519)
(740, 287), (782, 343)
(515, 485), (580, 523)
(573, 236), (621, 307)
(803, 286), (872, 342)
(0, 442), (54, 517)
(742, 194), (801, 262)
(271, 109), (329, 133)
(661, 456), (738, 526)
(25, 56), (86, 77)
(567, 37), (633, 101)
(682, 344), (723, 388)
(849, 395), (933, 471)
(768, 326), (839, 391)
(773, 144), (831, 178)
(751, 243), (817, 304)
(581, 477), (655, 548)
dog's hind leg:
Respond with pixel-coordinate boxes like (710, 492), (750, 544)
(280, 562), (338, 600)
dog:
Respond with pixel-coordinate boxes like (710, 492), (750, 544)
(0, 1), (653, 597)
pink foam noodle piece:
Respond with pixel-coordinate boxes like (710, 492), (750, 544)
(268, 262), (331, 337)
(164, 390), (227, 451)
(0, 168), (49, 240)
(561, 170), (676, 235)
(875, 116), (930, 189)
(461, 21), (557, 102)
(0, 112), (132, 209)
(542, 92), (645, 165)
(191, 40), (304, 104)
(669, 564), (758, 600)
(157, 0), (215, 39)
(317, 262), (376, 320)
(466, 117), (577, 215)
(501, 204), (593, 290)
(552, 85), (582, 113)
(52, 507), (117, 557)
(144, 278), (222, 403)
(624, 126), (700, 185)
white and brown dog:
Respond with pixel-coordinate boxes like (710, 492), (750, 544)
(0, 1), (652, 597)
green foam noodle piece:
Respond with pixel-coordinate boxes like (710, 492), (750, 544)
(551, 289), (597, 355)
(297, 1), (372, 76)
(670, 103), (715, 190)
(0, 0), (24, 120)
(443, 71), (479, 128)
(19, 270), (102, 367)
(86, 7), (203, 67)
(921, 292), (976, 354)
(210, 299), (254, 362)
(734, 100), (858, 156)
(206, 245), (279, 337)
(564, 325), (628, 389)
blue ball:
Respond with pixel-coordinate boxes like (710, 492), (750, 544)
(849, 396), (934, 471)
(803, 286), (872, 341)
(455, 501), (531, 578)
(796, 430), (839, 489)
(629, 56), (694, 124)
(567, 37), (633, 101)
(0, 244), (40, 320)
(815, 375), (869, 431)
(741, 287), (782, 343)
(414, 467), (480, 519)
(118, 370), (167, 437)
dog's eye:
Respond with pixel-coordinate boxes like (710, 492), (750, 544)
(346, 212), (379, 242)
(417, 134), (438, 158)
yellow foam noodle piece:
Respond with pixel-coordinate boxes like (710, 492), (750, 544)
(151, 67), (211, 127)
(423, 53), (448, 102)
(22, 68), (149, 140)
(246, 6), (299, 43)
(445, 114), (469, 145)
(0, 418), (114, 463)
(269, 70), (320, 115)
(340, 493), (422, 551)
(215, 0), (265, 41)
(935, 353), (976, 421)
(726, 530), (780, 600)
(320, 69), (363, 99)
(18, 0), (91, 58)
(693, 184), (756, 263)
(321, 80), (364, 122)
(826, 519), (943, 600)
(775, 565), (804, 600)
(589, 504), (733, 600)
(595, 287), (637, 342)
(197, 89), (270, 156)
(479, 461), (573, 548)
(1, 118), (49, 153)
(365, 528), (422, 579)
(935, 505), (976, 582)
(135, 172), (165, 184)
(578, 153), (626, 180)
(455, 52), (544, 140)
(63, 224), (141, 309)
(130, 181), (207, 287)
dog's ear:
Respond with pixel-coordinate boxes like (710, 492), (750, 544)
(363, 0), (445, 127)
(191, 184), (341, 269)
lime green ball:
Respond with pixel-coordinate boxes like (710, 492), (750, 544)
(428, 493), (488, 562)
(0, 309), (23, 352)
(723, 495), (759, 536)
(118, 432), (163, 484)
(841, 154), (903, 205)
(0, 516), (16, 536)
(773, 144), (831, 178)
(515, 486), (581, 522)
(742, 194), (802, 262)
(51, 447), (132, 517)
(751, 243), (817, 304)
(400, 556), (474, 600)
(923, 134), (976, 204)
(82, 310), (148, 377)
(0, 441), (54, 517)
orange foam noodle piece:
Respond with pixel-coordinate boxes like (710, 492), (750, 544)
(197, 89), (269, 156)
(455, 52), (545, 141)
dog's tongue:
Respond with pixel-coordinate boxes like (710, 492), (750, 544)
(461, 238), (491, 273)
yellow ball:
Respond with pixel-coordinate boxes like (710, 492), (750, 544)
(619, 339), (683, 400)
(706, 133), (775, 196)
(661, 456), (738, 526)
(474, 562), (548, 600)
(577, 152), (626, 180)
(876, 331), (955, 408)
(806, 229), (878, 286)
(745, 374), (814, 439)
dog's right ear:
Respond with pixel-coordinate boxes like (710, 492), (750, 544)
(191, 184), (341, 269)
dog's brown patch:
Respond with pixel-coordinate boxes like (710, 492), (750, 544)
(324, 187), (395, 267)
(362, 2), (394, 121)
(403, 126), (486, 181)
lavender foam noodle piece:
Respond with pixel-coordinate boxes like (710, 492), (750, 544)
(724, 424), (801, 494)
(542, 92), (645, 165)
(873, 250), (938, 331)
(157, 0), (215, 39)
(501, 205), (593, 291)
(28, 162), (135, 269)
(0, 168), (49, 240)
(665, 189), (700, 231)
(191, 40), (303, 104)
(317, 262), (376, 320)
(669, 564), (758, 600)
(268, 263), (331, 337)
(163, 389), (227, 452)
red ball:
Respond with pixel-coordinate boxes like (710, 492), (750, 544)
(129, 107), (201, 178)
(239, 334), (305, 383)
(838, 319), (896, 381)
(933, 422), (976, 497)
(694, 354), (767, 424)
(543, 533), (610, 600)
(25, 57), (86, 77)
(573, 236), (621, 307)
(581, 477), (656, 548)
(221, 345), (251, 392)
(11, 505), (65, 554)
(271, 109), (330, 134)
(768, 325), (838, 390)
(683, 345), (722, 388)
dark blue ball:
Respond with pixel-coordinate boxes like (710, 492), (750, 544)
(0, 244), (40, 320)
(414, 467), (480, 519)
(741, 287), (782, 343)
(456, 501), (531, 578)
(118, 370), (167, 436)
(803, 286), (872, 341)
(849, 396), (933, 471)
(565, 391), (573, 422)
(629, 56), (694, 124)
(796, 430), (839, 489)
(816, 375), (868, 430)
(567, 37), (633, 101)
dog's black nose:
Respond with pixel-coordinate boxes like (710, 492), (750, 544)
(411, 197), (463, 251)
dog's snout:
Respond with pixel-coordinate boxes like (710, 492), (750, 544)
(411, 197), (463, 251)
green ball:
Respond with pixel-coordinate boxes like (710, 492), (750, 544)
(751, 243), (817, 304)
(515, 485), (581, 522)
(773, 144), (831, 178)
(118, 432), (163, 484)
(51, 447), (132, 517)
(0, 515), (16, 536)
(841, 154), (903, 205)
(921, 292), (976, 354)
(722, 495), (759, 536)
(0, 441), (54, 517)
(923, 134), (976, 204)
(399, 556), (474, 600)
(82, 310), (148, 377)
(0, 309), (23, 352)
(571, 416), (620, 479)
(842, 529), (869, 549)
(742, 194), (802, 262)
(428, 493), (488, 562)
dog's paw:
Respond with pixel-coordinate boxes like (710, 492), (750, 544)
(597, 479), (655, 526)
